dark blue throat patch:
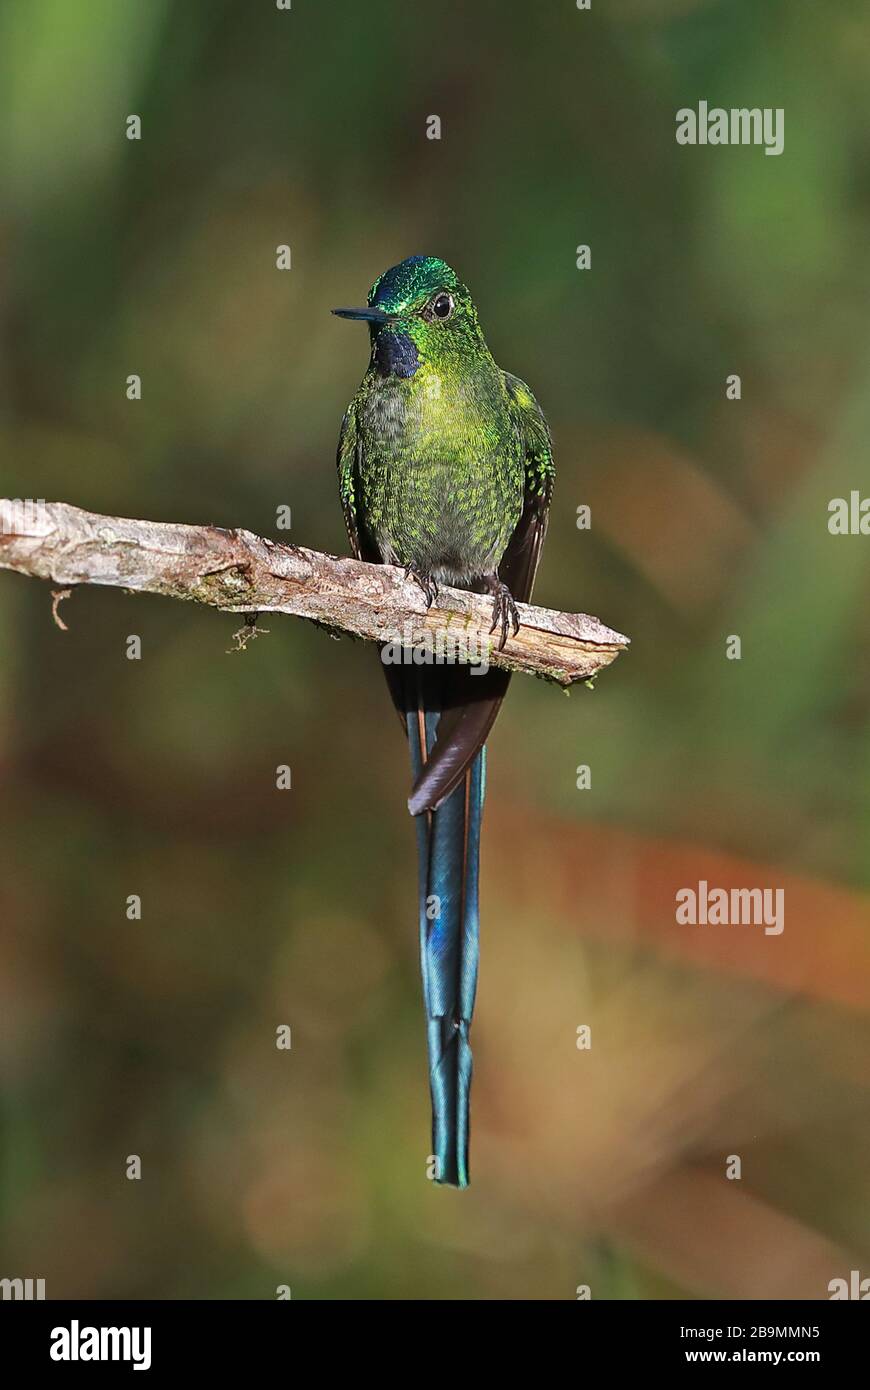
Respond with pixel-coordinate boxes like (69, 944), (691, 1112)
(374, 329), (419, 379)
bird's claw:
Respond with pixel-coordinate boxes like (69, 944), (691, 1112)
(487, 581), (520, 651)
(405, 565), (439, 608)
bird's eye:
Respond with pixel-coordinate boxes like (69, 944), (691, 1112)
(430, 291), (454, 320)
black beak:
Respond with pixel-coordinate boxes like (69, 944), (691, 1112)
(332, 306), (393, 324)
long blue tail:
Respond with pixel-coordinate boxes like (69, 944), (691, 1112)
(407, 701), (485, 1188)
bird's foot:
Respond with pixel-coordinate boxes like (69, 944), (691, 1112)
(404, 564), (439, 608)
(484, 576), (520, 651)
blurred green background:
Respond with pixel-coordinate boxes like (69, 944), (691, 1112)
(2, 0), (870, 1300)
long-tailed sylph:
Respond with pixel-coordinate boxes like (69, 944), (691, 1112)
(334, 255), (554, 1186)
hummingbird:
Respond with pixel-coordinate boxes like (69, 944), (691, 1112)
(333, 255), (554, 1186)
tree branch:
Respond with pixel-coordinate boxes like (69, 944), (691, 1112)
(0, 500), (629, 684)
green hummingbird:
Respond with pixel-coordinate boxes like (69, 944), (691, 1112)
(334, 255), (554, 1186)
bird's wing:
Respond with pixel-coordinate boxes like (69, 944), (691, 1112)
(337, 403), (367, 561)
(406, 372), (555, 815)
(498, 372), (555, 604)
(338, 397), (412, 732)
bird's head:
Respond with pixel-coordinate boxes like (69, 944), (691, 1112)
(332, 255), (486, 378)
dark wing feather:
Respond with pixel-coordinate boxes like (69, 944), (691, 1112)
(497, 372), (555, 602)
